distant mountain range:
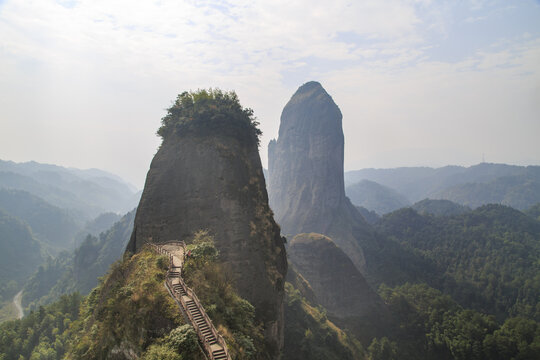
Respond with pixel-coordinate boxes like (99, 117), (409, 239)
(346, 179), (410, 215)
(0, 159), (140, 320)
(0, 159), (140, 221)
(22, 209), (136, 311)
(345, 163), (540, 212)
(0, 189), (80, 252)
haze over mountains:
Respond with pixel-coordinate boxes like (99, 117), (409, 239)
(0, 159), (140, 322)
(0, 159), (139, 221)
(345, 164), (540, 213)
(0, 82), (539, 359)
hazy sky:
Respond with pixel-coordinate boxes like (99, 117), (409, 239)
(1, 0), (539, 188)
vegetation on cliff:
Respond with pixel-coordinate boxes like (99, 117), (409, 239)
(183, 230), (265, 359)
(283, 282), (366, 360)
(0, 231), (279, 359)
(133, 86), (287, 358)
(0, 249), (203, 360)
(65, 248), (188, 359)
(157, 89), (262, 146)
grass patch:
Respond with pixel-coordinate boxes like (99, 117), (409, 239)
(66, 248), (191, 359)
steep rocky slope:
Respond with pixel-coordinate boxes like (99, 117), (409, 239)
(287, 233), (391, 343)
(267, 81), (374, 273)
(127, 90), (287, 358)
(288, 233), (385, 321)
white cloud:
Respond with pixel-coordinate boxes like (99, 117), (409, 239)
(0, 0), (539, 186)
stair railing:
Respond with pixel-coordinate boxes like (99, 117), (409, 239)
(150, 240), (230, 360)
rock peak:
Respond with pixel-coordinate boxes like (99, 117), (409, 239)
(128, 90), (287, 358)
(268, 81), (346, 235)
(268, 82), (374, 273)
(295, 80), (323, 93)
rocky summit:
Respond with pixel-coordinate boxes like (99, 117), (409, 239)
(127, 90), (287, 358)
(268, 81), (374, 273)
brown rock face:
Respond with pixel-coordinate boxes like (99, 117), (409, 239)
(268, 81), (374, 273)
(288, 233), (384, 320)
(127, 131), (287, 357)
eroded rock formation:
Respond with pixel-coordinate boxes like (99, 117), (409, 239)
(127, 91), (287, 358)
(268, 81), (374, 273)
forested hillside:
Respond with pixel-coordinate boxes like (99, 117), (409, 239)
(0, 211), (44, 320)
(526, 203), (540, 221)
(22, 210), (135, 310)
(374, 283), (540, 360)
(0, 189), (80, 251)
(411, 199), (471, 217)
(377, 204), (540, 321)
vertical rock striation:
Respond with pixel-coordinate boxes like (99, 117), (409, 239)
(127, 91), (287, 358)
(268, 81), (373, 273)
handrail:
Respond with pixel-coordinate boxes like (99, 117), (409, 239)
(167, 277), (215, 357)
(148, 240), (230, 360)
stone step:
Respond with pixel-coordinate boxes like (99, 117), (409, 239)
(213, 349), (227, 360)
(155, 242), (230, 359)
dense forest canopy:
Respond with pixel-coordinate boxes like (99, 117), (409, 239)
(376, 204), (540, 321)
(157, 89), (262, 146)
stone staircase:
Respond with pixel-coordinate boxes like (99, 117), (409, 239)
(149, 241), (231, 360)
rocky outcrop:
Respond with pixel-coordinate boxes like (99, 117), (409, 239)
(288, 233), (384, 319)
(268, 81), (374, 273)
(127, 92), (287, 358)
(288, 233), (391, 343)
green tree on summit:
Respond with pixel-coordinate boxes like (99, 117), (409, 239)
(157, 89), (262, 146)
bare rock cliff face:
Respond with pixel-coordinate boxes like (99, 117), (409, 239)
(268, 81), (374, 273)
(127, 132), (287, 358)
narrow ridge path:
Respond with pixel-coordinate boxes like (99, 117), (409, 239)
(151, 241), (231, 360)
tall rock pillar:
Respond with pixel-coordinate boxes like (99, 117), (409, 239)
(128, 90), (287, 358)
(268, 81), (373, 273)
